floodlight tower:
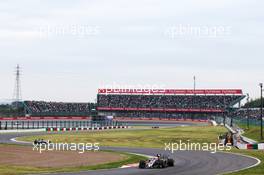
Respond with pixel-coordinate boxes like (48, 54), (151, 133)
(13, 64), (22, 107)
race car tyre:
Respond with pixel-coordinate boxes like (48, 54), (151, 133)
(139, 160), (146, 169)
(161, 160), (166, 168)
(168, 158), (174, 167)
(155, 160), (166, 168)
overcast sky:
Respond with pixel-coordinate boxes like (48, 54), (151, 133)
(0, 0), (263, 102)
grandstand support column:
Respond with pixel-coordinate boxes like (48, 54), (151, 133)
(260, 83), (263, 140)
(223, 112), (225, 126)
(230, 111), (233, 127)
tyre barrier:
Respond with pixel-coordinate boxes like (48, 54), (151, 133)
(236, 142), (264, 150)
(46, 126), (130, 132)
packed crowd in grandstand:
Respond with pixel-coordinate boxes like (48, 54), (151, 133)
(19, 99), (261, 120)
(97, 94), (242, 109)
(0, 89), (262, 120)
(232, 108), (261, 120)
(24, 101), (95, 116)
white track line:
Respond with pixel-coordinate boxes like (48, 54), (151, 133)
(0, 129), (45, 133)
(217, 151), (261, 175)
(10, 136), (260, 174)
(10, 137), (31, 144)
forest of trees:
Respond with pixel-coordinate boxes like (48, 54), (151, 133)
(0, 104), (24, 117)
(243, 98), (263, 108)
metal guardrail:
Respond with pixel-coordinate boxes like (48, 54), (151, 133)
(213, 116), (261, 127)
(0, 120), (125, 130)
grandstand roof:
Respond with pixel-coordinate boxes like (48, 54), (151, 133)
(98, 89), (243, 95)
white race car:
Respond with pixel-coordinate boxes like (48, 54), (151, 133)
(139, 154), (174, 169)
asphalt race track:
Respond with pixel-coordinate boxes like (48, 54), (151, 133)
(0, 130), (259, 175)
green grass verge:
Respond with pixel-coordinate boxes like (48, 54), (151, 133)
(18, 126), (226, 148)
(14, 125), (264, 174)
(0, 145), (146, 175)
(226, 149), (264, 175)
(237, 124), (264, 142)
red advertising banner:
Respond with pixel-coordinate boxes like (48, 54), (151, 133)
(97, 107), (223, 113)
(0, 116), (91, 121)
(98, 89), (242, 95)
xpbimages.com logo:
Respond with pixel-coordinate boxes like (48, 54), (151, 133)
(33, 142), (100, 154)
(164, 140), (232, 153)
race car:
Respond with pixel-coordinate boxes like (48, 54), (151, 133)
(33, 139), (51, 145)
(152, 126), (160, 129)
(139, 154), (174, 169)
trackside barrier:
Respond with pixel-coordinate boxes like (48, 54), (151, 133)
(0, 120), (123, 130)
(46, 126), (130, 132)
(209, 120), (217, 126)
(240, 135), (258, 144)
(225, 125), (236, 134)
(236, 142), (264, 150)
(0, 116), (91, 121)
(115, 117), (208, 122)
(224, 124), (263, 150)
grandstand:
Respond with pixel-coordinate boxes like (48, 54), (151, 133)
(24, 101), (96, 117)
(0, 89), (247, 120)
(97, 89), (245, 119)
